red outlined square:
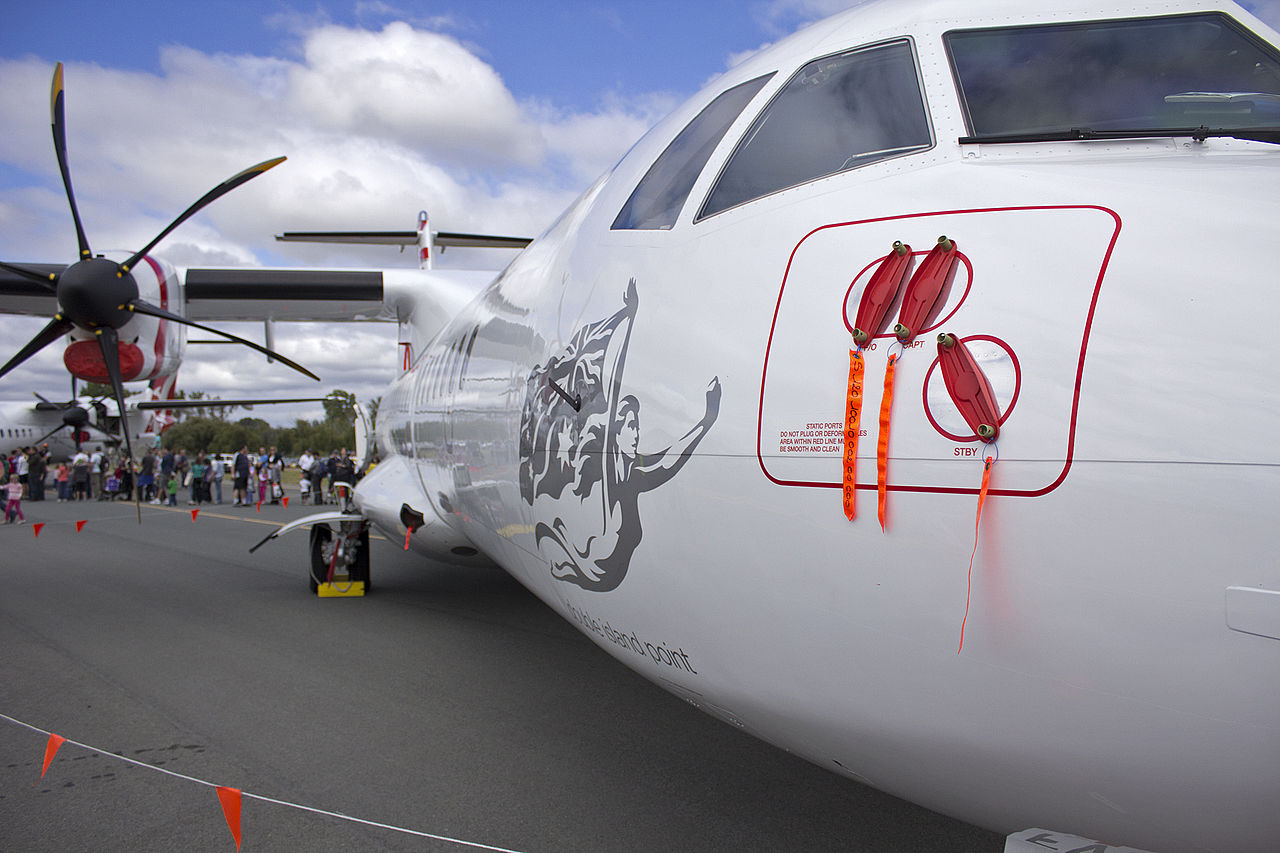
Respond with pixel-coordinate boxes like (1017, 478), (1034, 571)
(757, 206), (1121, 498)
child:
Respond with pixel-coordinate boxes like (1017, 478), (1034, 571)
(166, 474), (179, 506)
(4, 474), (24, 524)
(55, 463), (70, 502)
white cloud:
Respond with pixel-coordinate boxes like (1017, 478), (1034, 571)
(0, 18), (664, 422)
(286, 22), (546, 166)
(0, 16), (665, 258)
(533, 93), (676, 186)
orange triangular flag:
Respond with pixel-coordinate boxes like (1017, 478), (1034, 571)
(32, 523), (45, 538)
(41, 734), (66, 779)
(191, 509), (199, 522)
(282, 496), (289, 508)
(216, 786), (242, 851)
(75, 519), (87, 532)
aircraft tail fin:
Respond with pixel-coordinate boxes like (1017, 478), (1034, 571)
(274, 230), (532, 250)
(275, 210), (532, 272)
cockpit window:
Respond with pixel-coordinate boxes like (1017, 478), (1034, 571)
(698, 40), (931, 220)
(612, 74), (773, 230)
(946, 13), (1280, 137)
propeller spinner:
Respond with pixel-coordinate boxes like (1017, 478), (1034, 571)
(0, 64), (319, 520)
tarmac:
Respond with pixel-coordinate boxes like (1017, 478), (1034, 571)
(0, 485), (1003, 852)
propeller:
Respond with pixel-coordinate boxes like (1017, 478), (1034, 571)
(0, 64), (320, 520)
(31, 398), (109, 452)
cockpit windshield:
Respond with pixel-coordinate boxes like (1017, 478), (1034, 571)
(698, 40), (932, 220)
(612, 75), (773, 230)
(946, 13), (1280, 140)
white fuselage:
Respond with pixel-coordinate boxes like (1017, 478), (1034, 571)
(356, 2), (1280, 850)
(0, 401), (139, 461)
(0, 403), (68, 457)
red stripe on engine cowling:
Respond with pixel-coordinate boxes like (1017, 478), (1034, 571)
(141, 255), (169, 366)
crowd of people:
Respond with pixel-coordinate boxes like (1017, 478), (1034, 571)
(4, 444), (365, 523)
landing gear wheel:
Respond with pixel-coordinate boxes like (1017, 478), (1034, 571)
(308, 523), (332, 593)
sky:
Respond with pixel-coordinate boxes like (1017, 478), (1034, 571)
(0, 0), (863, 425)
(2, 0), (1279, 427)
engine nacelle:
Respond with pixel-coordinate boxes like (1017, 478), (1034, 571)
(62, 252), (185, 383)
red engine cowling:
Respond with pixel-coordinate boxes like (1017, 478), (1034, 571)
(63, 337), (147, 382)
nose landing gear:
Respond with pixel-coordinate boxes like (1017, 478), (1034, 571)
(309, 521), (371, 596)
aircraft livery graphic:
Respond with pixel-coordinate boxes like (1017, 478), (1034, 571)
(520, 280), (721, 591)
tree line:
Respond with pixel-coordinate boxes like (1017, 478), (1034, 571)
(154, 389), (379, 456)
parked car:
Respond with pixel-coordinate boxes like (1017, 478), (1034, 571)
(212, 453), (238, 474)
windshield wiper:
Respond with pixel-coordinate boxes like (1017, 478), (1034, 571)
(959, 126), (1280, 145)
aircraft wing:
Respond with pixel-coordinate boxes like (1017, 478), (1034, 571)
(0, 263), (63, 316)
(183, 268), (498, 340)
(133, 397), (333, 410)
(0, 264), (498, 327)
(182, 267), (386, 321)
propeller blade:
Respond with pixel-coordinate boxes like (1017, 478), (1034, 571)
(95, 326), (141, 523)
(0, 316), (74, 380)
(94, 328), (131, 451)
(126, 299), (320, 381)
(120, 156), (286, 273)
(0, 259), (58, 290)
(33, 423), (68, 447)
(50, 63), (92, 260)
